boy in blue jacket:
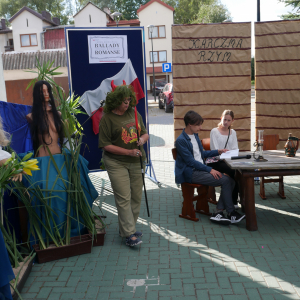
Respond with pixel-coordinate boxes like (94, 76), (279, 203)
(175, 111), (245, 225)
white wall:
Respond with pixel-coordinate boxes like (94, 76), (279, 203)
(74, 4), (107, 27)
(11, 11), (43, 52)
(0, 34), (8, 53)
(138, 1), (173, 88)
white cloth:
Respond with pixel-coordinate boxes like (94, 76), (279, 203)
(210, 128), (238, 160)
(188, 134), (204, 164)
(0, 147), (11, 161)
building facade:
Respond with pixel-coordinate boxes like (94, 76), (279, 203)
(137, 0), (174, 91)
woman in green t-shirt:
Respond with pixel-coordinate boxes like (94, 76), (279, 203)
(98, 85), (149, 247)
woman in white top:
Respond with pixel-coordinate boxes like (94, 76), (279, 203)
(206, 110), (239, 205)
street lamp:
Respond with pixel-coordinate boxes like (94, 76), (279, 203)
(147, 24), (156, 102)
(111, 12), (122, 27)
(257, 0), (260, 21)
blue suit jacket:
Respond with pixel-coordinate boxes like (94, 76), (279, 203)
(175, 129), (219, 184)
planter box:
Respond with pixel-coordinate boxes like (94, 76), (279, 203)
(32, 235), (92, 264)
(11, 257), (34, 300)
(90, 216), (106, 247)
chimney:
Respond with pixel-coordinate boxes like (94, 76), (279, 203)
(52, 17), (60, 25)
(1, 19), (6, 30)
(103, 7), (111, 15)
(41, 11), (52, 21)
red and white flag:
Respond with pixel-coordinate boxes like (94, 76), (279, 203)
(80, 59), (145, 134)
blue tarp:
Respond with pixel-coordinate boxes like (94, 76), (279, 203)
(0, 101), (33, 153)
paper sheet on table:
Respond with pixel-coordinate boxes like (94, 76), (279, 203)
(220, 149), (239, 159)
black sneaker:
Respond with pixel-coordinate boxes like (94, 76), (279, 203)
(125, 234), (143, 247)
(228, 210), (246, 224)
(210, 212), (231, 225)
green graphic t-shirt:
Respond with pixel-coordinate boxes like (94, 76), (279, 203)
(98, 108), (147, 163)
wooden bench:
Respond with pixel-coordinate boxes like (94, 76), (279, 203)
(172, 148), (211, 222)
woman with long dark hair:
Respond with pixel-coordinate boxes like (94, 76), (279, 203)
(26, 80), (64, 157)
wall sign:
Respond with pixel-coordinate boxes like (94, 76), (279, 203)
(88, 35), (128, 63)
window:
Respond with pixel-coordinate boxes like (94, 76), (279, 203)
(150, 51), (167, 63)
(148, 25), (166, 39)
(20, 34), (38, 47)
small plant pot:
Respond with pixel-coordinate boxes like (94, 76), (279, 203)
(90, 216), (106, 247)
(32, 235), (92, 264)
(11, 256), (34, 300)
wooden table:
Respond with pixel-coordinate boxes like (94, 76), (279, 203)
(224, 150), (300, 231)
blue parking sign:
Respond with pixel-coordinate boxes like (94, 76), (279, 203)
(162, 63), (172, 73)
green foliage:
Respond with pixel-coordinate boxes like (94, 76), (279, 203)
(194, 0), (230, 23)
(0, 0), (74, 25)
(75, 0), (116, 11)
(8, 141), (105, 250)
(114, 0), (149, 20)
(164, 0), (230, 24)
(279, 0), (300, 19)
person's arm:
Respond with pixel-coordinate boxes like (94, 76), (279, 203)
(210, 128), (219, 150)
(137, 133), (149, 146)
(103, 145), (142, 157)
(231, 130), (239, 150)
(176, 138), (212, 173)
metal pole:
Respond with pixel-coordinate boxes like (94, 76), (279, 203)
(151, 33), (156, 102)
(257, 0), (260, 21)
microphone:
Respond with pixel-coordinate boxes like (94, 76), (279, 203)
(231, 155), (251, 160)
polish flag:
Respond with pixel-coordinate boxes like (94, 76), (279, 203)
(80, 59), (145, 134)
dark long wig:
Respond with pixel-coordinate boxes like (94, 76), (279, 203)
(30, 80), (64, 156)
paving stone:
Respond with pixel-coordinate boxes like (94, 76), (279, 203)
(20, 116), (300, 300)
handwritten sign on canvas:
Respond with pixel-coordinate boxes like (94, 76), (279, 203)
(88, 35), (128, 63)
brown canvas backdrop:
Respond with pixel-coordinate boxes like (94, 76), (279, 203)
(172, 23), (251, 150)
(255, 20), (300, 148)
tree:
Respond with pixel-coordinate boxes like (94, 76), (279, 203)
(194, 0), (230, 23)
(279, 0), (300, 19)
(0, 0), (74, 25)
(74, 0), (116, 12)
(114, 0), (149, 20)
(164, 0), (230, 24)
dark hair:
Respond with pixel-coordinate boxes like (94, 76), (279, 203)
(31, 80), (64, 156)
(104, 85), (137, 113)
(218, 109), (234, 129)
(184, 111), (204, 126)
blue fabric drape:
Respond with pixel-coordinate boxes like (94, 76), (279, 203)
(18, 150), (98, 247)
(0, 230), (14, 300)
(0, 101), (32, 297)
(0, 101), (33, 154)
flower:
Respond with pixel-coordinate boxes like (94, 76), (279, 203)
(21, 159), (40, 176)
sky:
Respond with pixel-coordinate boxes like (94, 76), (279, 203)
(219, 0), (293, 55)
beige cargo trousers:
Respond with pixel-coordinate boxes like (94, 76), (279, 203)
(103, 153), (145, 238)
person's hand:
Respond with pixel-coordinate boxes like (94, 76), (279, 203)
(137, 137), (145, 147)
(11, 173), (22, 182)
(218, 149), (229, 155)
(129, 149), (142, 157)
(210, 169), (222, 179)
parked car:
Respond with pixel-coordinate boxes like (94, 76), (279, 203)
(158, 83), (173, 113)
(152, 79), (167, 96)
